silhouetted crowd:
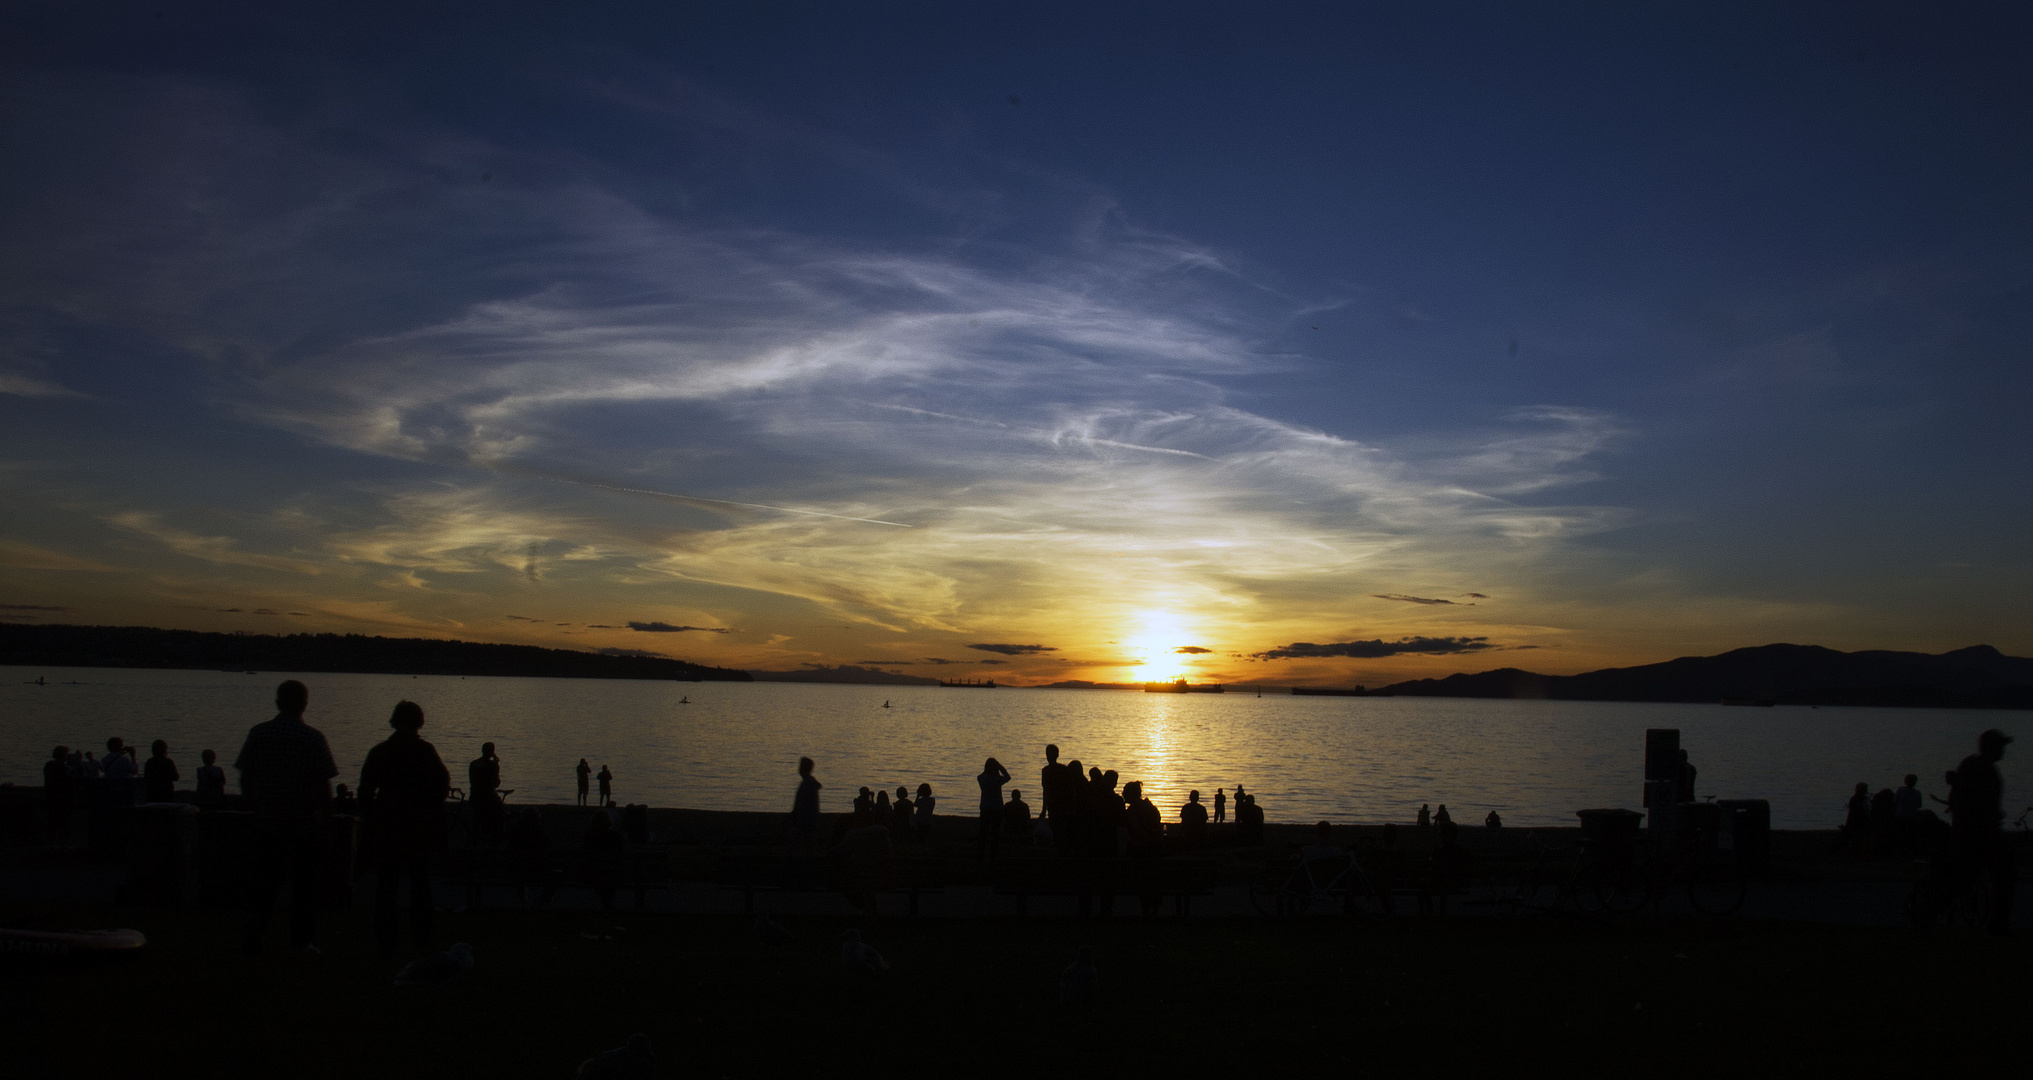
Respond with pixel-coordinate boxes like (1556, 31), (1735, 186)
(792, 742), (1271, 861)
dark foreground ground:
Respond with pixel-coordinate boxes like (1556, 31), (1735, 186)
(4, 904), (2027, 1078)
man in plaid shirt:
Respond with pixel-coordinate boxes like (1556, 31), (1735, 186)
(235, 680), (337, 955)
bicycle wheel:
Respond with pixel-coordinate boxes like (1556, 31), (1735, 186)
(1686, 862), (1747, 916)
(1337, 870), (1393, 919)
(1591, 864), (1651, 915)
(1949, 870), (1994, 929)
(1249, 869), (1297, 916)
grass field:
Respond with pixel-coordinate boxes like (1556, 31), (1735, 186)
(5, 903), (2027, 1078)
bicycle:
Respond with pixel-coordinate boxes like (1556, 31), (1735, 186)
(1588, 834), (1747, 917)
(1904, 835), (2002, 931)
(1249, 847), (1391, 917)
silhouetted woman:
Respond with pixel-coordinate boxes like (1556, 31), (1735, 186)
(914, 782), (936, 843)
(891, 785), (914, 842)
(358, 700), (450, 955)
(791, 757), (821, 851)
(576, 758), (591, 807)
(977, 757), (1012, 860)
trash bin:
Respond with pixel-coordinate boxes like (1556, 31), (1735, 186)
(622, 803), (650, 845)
(1645, 781), (1678, 837)
(1576, 808), (1645, 857)
(1716, 799), (1771, 874)
(321, 813), (357, 908)
(197, 810), (256, 908)
(115, 803), (199, 907)
(1675, 801), (1724, 858)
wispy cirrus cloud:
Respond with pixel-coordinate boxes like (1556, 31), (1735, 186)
(1, 70), (1644, 680)
(108, 512), (324, 575)
(1253, 637), (1497, 660)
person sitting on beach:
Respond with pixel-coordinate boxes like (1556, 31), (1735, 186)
(195, 749), (226, 809)
(144, 739), (179, 803)
(332, 783), (358, 815)
(1178, 790), (1209, 848)
(1434, 804), (1453, 827)
(43, 746), (73, 844)
(1213, 786), (1227, 824)
(596, 764), (613, 805)
(854, 787), (873, 818)
(914, 783), (936, 842)
(1003, 788), (1032, 840)
(576, 759), (592, 807)
(1484, 810), (1503, 829)
(1417, 804), (1431, 829)
(791, 757), (822, 851)
(874, 789), (893, 827)
(977, 757), (1012, 860)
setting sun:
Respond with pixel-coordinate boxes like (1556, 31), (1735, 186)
(1120, 610), (1198, 682)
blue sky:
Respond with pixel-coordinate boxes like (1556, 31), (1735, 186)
(3, 2), (2029, 684)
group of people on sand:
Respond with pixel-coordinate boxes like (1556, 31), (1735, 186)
(39, 737), (229, 844)
(788, 744), (1268, 859)
(37, 679), (647, 957)
(1840, 729), (2016, 902)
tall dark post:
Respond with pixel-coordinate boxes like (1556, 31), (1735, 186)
(1643, 729), (1679, 807)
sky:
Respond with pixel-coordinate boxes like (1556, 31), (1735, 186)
(3, 2), (2030, 687)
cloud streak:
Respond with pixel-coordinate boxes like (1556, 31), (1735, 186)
(1253, 637), (1497, 660)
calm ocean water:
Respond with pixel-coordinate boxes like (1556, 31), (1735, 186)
(2, 666), (2021, 829)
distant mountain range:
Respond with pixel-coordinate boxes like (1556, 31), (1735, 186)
(746, 665), (941, 686)
(1377, 643), (2033, 709)
(0, 624), (751, 682)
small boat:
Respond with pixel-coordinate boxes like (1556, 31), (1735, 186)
(679, 696), (690, 704)
(882, 700), (891, 708)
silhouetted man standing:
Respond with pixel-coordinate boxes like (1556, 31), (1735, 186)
(1913, 729), (2013, 934)
(1041, 745), (1064, 824)
(1951, 729), (2013, 934)
(470, 742), (502, 845)
(236, 680), (337, 955)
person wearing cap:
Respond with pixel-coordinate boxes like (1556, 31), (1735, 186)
(1918, 728), (2014, 934)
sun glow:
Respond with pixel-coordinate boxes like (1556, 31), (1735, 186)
(1121, 609), (1197, 682)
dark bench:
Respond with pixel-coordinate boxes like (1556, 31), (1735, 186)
(715, 851), (947, 915)
(449, 848), (679, 911)
(992, 857), (1218, 915)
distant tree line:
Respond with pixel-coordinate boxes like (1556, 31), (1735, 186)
(0, 624), (751, 682)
